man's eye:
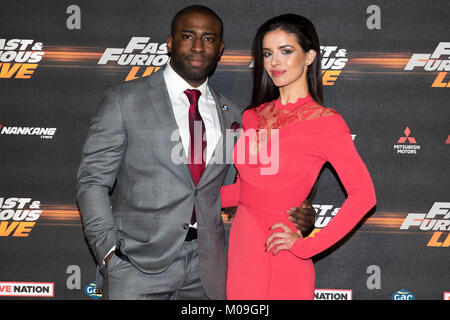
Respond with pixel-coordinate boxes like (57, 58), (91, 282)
(204, 37), (215, 42)
(182, 34), (193, 40)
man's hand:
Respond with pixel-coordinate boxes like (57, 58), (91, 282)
(287, 199), (316, 237)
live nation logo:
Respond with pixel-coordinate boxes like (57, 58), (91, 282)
(0, 282), (54, 297)
(314, 289), (352, 300)
(393, 126), (420, 154)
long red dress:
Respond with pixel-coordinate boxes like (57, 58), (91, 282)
(221, 95), (376, 300)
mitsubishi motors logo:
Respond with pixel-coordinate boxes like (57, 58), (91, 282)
(397, 127), (416, 144)
(394, 126), (420, 154)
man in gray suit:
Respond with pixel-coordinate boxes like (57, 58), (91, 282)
(77, 5), (315, 300)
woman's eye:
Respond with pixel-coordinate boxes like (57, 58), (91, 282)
(282, 49), (293, 54)
(263, 51), (271, 57)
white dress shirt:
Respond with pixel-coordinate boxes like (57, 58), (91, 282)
(163, 62), (222, 165)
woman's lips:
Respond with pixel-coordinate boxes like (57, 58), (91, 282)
(271, 70), (286, 77)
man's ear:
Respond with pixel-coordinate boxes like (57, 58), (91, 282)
(167, 35), (173, 54)
(218, 40), (225, 60)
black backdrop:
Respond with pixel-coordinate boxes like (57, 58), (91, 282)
(0, 0), (449, 300)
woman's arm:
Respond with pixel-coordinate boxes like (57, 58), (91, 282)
(220, 173), (241, 208)
(290, 129), (376, 259)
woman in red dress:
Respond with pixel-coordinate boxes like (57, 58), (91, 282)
(221, 14), (376, 299)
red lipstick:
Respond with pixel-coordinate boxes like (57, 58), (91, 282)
(271, 70), (285, 77)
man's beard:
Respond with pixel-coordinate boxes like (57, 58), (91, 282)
(170, 45), (218, 83)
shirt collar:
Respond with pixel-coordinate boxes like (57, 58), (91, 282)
(163, 61), (209, 98)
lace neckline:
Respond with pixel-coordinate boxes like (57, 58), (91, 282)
(275, 94), (313, 111)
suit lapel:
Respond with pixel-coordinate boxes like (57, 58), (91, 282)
(145, 72), (194, 187)
(197, 87), (234, 187)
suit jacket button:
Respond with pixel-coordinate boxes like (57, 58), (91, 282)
(183, 223), (189, 230)
(194, 189), (198, 195)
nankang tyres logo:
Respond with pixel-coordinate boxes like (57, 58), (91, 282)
(0, 39), (45, 79)
(98, 36), (168, 81)
(0, 124), (57, 139)
(392, 289), (415, 300)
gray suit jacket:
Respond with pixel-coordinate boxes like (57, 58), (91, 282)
(76, 70), (243, 299)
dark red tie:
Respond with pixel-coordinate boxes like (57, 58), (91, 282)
(184, 89), (206, 224)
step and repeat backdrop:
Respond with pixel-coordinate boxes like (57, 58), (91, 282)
(0, 0), (449, 300)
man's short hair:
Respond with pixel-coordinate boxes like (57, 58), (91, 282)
(171, 5), (223, 40)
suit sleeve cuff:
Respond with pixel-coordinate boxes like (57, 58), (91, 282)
(102, 246), (116, 266)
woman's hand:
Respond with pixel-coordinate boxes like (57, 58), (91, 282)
(265, 222), (303, 255)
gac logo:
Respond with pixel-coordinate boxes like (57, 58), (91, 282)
(392, 289), (415, 300)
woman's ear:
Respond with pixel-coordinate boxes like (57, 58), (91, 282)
(305, 49), (317, 66)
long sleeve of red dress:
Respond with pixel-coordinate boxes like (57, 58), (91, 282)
(290, 128), (376, 259)
(220, 109), (254, 209)
(220, 175), (240, 208)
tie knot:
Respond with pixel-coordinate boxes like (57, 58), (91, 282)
(184, 89), (202, 105)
